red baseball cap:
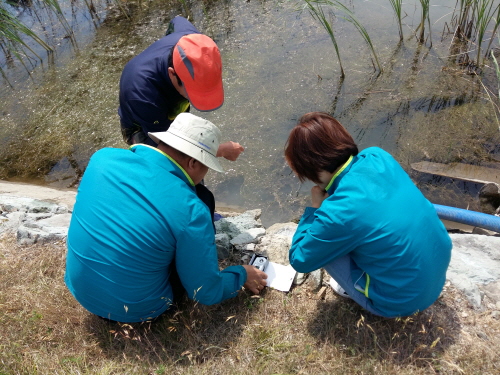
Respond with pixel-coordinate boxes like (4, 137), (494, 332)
(173, 34), (224, 112)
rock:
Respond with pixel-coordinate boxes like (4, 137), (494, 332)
(265, 222), (298, 238)
(0, 181), (76, 210)
(230, 227), (266, 246)
(480, 280), (500, 304)
(0, 211), (23, 236)
(215, 209), (262, 240)
(235, 243), (256, 252)
(479, 183), (500, 214)
(215, 233), (231, 259)
(305, 269), (323, 291)
(255, 222), (298, 265)
(447, 233), (500, 308)
(294, 272), (307, 285)
(0, 195), (68, 214)
(16, 213), (72, 245)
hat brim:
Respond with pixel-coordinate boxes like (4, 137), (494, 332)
(185, 80), (224, 112)
(149, 131), (224, 173)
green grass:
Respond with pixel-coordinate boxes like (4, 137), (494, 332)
(416, 0), (431, 44)
(388, 0), (404, 41)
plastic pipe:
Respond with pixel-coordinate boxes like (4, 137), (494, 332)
(433, 204), (500, 233)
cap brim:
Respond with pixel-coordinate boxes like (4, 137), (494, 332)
(185, 80), (224, 112)
(149, 131), (224, 173)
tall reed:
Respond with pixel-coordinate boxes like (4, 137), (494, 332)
(303, 0), (345, 77)
(388, 0), (404, 41)
(416, 0), (431, 44)
(0, 4), (53, 59)
(482, 2), (500, 59)
(302, 0), (382, 76)
(456, 0), (475, 36)
(474, 0), (497, 64)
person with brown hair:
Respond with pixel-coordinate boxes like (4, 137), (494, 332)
(285, 112), (452, 317)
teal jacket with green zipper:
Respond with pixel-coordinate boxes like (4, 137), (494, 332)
(289, 147), (452, 317)
(65, 144), (246, 322)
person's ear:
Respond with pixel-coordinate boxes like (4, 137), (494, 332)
(168, 67), (182, 87)
(186, 157), (199, 171)
(167, 67), (175, 79)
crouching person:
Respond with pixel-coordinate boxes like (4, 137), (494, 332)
(65, 113), (267, 323)
(285, 112), (452, 318)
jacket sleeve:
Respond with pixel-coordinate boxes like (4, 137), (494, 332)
(174, 203), (247, 305)
(289, 204), (359, 273)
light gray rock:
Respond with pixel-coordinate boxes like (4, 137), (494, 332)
(447, 233), (500, 308)
(255, 222), (298, 266)
(305, 269), (323, 291)
(0, 211), (24, 236)
(481, 280), (500, 304)
(235, 243), (256, 252)
(0, 195), (68, 214)
(230, 228), (266, 246)
(215, 209), (263, 240)
(16, 212), (72, 245)
(294, 272), (307, 285)
(265, 222), (298, 238)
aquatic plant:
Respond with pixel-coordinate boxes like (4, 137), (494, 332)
(0, 3), (53, 64)
(388, 0), (404, 41)
(0, 0), (76, 77)
(484, 4), (500, 57)
(474, 0), (498, 64)
(301, 0), (382, 76)
(303, 0), (345, 77)
(451, 0), (500, 66)
(416, 0), (431, 44)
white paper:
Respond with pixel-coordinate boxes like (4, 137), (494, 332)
(265, 262), (296, 292)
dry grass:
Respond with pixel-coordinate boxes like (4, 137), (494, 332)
(1, 235), (500, 375)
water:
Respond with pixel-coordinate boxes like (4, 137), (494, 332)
(1, 0), (499, 226)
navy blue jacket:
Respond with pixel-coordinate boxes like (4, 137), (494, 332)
(118, 17), (198, 145)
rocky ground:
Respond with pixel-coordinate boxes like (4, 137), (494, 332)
(1, 179), (500, 312)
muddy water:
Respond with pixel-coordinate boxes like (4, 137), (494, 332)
(1, 0), (499, 226)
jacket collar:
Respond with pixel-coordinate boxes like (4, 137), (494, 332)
(325, 155), (354, 195)
(129, 144), (195, 187)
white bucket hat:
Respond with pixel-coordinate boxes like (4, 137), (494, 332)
(148, 113), (224, 173)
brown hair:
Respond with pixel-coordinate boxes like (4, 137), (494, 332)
(284, 112), (358, 183)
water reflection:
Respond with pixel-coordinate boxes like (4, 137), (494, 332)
(0, 0), (499, 227)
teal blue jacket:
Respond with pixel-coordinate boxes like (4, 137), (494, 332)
(65, 145), (246, 322)
(289, 147), (452, 317)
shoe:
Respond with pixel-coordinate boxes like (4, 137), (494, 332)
(329, 277), (351, 299)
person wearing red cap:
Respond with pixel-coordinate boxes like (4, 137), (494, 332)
(118, 16), (243, 161)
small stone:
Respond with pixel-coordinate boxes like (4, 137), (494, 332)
(491, 311), (500, 319)
(241, 254), (251, 264)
